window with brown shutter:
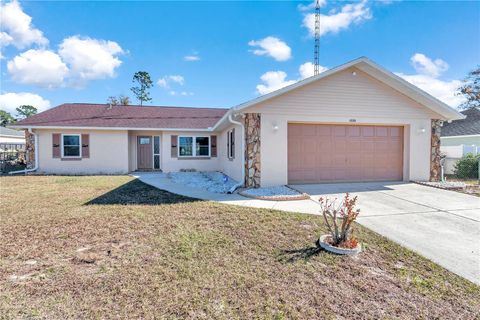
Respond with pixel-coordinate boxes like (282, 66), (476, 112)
(81, 134), (90, 158)
(52, 133), (61, 158)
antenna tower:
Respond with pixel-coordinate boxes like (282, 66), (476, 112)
(314, 0), (320, 76)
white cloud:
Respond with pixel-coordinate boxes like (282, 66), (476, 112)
(256, 71), (296, 95)
(7, 49), (68, 88)
(303, 0), (371, 37)
(248, 36), (292, 62)
(0, 0), (48, 49)
(298, 61), (328, 79)
(0, 92), (51, 115)
(298, 0), (326, 11)
(184, 55), (200, 61)
(58, 36), (124, 82)
(157, 75), (185, 88)
(256, 62), (328, 95)
(396, 73), (464, 107)
(410, 53), (449, 78)
(395, 53), (464, 107)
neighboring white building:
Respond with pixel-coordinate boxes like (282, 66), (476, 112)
(11, 57), (464, 186)
(0, 127), (25, 149)
(441, 108), (480, 174)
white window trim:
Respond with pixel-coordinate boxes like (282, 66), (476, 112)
(227, 129), (235, 159)
(177, 136), (210, 158)
(61, 133), (82, 158)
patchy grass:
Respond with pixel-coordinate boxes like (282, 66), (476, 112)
(445, 175), (480, 197)
(0, 176), (479, 319)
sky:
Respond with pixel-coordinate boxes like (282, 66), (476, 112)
(0, 0), (479, 116)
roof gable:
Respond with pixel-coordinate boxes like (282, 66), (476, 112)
(233, 57), (464, 121)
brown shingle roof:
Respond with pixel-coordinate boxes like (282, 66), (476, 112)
(15, 103), (228, 129)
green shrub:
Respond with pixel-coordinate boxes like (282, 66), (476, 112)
(454, 153), (480, 179)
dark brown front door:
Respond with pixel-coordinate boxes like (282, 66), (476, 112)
(137, 136), (153, 170)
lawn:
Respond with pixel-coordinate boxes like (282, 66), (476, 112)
(1, 176), (479, 319)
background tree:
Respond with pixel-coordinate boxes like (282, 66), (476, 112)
(0, 110), (16, 127)
(457, 66), (480, 110)
(131, 71), (153, 106)
(16, 105), (37, 119)
(107, 95), (131, 106)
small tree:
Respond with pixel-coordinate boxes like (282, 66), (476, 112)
(107, 95), (131, 106)
(131, 71), (153, 106)
(0, 110), (16, 126)
(456, 66), (480, 110)
(318, 193), (360, 248)
(16, 105), (37, 119)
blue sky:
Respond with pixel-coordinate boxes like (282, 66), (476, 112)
(1, 0), (479, 115)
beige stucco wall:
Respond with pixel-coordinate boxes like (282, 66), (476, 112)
(218, 124), (243, 182)
(36, 129), (129, 174)
(244, 67), (435, 186)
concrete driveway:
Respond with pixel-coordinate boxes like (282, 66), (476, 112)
(293, 182), (480, 285)
(135, 173), (479, 285)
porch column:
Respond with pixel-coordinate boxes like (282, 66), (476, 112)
(245, 113), (261, 188)
(430, 119), (443, 182)
(25, 129), (35, 169)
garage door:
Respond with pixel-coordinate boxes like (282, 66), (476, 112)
(288, 124), (403, 184)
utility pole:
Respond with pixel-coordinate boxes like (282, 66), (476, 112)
(314, 0), (321, 76)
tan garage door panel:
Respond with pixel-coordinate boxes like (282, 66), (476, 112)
(288, 124), (403, 184)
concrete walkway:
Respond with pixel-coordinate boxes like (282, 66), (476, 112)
(134, 173), (480, 285)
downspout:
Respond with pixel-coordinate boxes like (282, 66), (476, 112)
(9, 128), (38, 175)
(227, 113), (245, 193)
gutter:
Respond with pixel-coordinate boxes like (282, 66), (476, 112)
(9, 128), (38, 175)
(227, 113), (245, 194)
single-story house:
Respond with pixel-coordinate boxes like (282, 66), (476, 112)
(0, 127), (26, 150)
(10, 57), (464, 187)
(440, 107), (479, 174)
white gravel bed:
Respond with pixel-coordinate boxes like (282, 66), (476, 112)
(416, 181), (466, 189)
(241, 186), (303, 198)
(168, 171), (238, 193)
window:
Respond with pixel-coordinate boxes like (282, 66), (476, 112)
(62, 134), (81, 157)
(178, 136), (210, 157)
(227, 129), (235, 159)
(139, 137), (150, 144)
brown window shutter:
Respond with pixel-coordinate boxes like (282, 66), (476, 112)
(211, 135), (217, 157)
(231, 128), (235, 159)
(171, 135), (178, 158)
(81, 134), (90, 158)
(52, 133), (61, 158)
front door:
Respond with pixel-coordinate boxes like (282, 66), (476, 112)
(137, 136), (153, 170)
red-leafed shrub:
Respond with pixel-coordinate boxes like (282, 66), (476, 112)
(318, 193), (360, 247)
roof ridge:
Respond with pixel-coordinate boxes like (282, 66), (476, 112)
(67, 103), (228, 110)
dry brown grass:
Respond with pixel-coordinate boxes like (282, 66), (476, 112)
(1, 175), (479, 319)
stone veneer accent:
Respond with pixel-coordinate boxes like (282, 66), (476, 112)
(430, 119), (443, 182)
(25, 129), (35, 169)
(245, 113), (261, 188)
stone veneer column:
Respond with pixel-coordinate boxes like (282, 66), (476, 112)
(430, 119), (443, 182)
(244, 113), (261, 188)
(25, 129), (35, 169)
